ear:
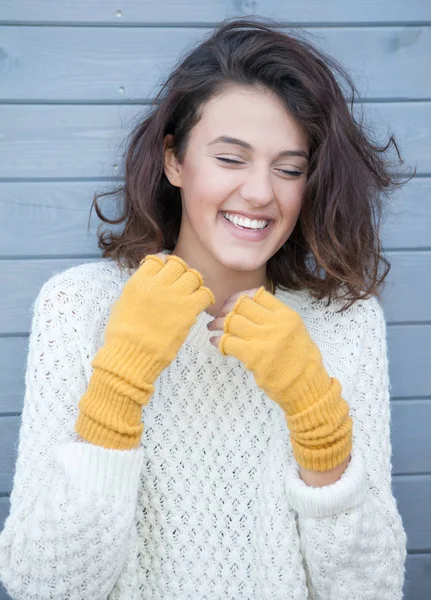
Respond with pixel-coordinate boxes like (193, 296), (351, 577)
(163, 134), (182, 188)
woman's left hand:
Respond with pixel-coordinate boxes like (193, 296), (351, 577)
(206, 285), (352, 472)
(208, 287), (261, 348)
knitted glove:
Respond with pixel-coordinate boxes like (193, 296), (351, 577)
(218, 286), (352, 472)
(75, 254), (215, 450)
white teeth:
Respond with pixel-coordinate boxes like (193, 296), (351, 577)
(222, 212), (268, 230)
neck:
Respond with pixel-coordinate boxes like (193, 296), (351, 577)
(171, 242), (273, 317)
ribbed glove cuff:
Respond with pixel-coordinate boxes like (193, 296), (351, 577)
(75, 364), (153, 450)
(287, 377), (353, 471)
(75, 339), (166, 450)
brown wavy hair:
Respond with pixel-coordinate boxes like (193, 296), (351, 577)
(89, 16), (413, 311)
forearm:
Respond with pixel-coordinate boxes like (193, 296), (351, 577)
(75, 254), (214, 451)
(0, 441), (143, 600)
(217, 288), (353, 473)
(285, 443), (406, 599)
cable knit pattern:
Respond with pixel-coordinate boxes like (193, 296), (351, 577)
(0, 258), (407, 600)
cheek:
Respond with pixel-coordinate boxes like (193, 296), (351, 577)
(183, 165), (236, 215)
(279, 186), (304, 220)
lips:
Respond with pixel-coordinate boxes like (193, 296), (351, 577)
(221, 212), (269, 230)
(220, 210), (274, 222)
(218, 211), (274, 242)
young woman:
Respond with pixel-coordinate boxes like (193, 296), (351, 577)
(0, 17), (410, 600)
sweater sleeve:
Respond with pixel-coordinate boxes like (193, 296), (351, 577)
(284, 296), (408, 600)
(0, 273), (144, 600)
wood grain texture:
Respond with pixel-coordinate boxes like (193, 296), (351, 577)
(0, 103), (429, 179)
(0, 178), (431, 258)
(0, 338), (28, 413)
(387, 326), (431, 398)
(2, 0), (431, 24)
(382, 251), (431, 322)
(1, 177), (429, 257)
(1, 26), (430, 101)
(391, 401), (431, 475)
(0, 181), (118, 257)
(403, 555), (431, 600)
(381, 178), (431, 250)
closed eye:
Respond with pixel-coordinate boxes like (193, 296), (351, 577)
(215, 157), (303, 177)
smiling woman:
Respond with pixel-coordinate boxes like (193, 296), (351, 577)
(0, 15), (412, 600)
(89, 17), (411, 312)
(161, 84), (309, 312)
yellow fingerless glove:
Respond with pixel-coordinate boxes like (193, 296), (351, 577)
(219, 286), (353, 472)
(75, 254), (215, 450)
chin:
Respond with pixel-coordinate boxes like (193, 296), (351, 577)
(211, 246), (270, 272)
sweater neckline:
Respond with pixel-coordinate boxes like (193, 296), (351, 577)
(186, 285), (306, 356)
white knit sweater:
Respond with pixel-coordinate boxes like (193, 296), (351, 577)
(0, 258), (407, 600)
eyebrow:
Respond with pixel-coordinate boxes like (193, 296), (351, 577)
(207, 135), (309, 160)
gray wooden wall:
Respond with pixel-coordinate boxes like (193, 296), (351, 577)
(1, 2), (430, 598)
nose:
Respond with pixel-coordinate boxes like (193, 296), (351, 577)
(239, 165), (274, 208)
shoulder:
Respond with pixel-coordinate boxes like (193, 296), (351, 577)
(33, 259), (134, 333)
(283, 288), (386, 397)
(291, 287), (385, 334)
(36, 259), (131, 304)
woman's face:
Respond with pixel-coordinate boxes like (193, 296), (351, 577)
(164, 85), (309, 273)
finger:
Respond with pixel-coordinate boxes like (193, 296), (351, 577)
(252, 286), (284, 311)
(154, 254), (189, 284)
(207, 316), (224, 332)
(219, 332), (247, 359)
(138, 254), (167, 276)
(223, 312), (258, 339)
(217, 288), (260, 317)
(227, 294), (269, 325)
(190, 285), (216, 312)
(209, 335), (221, 349)
(170, 268), (205, 295)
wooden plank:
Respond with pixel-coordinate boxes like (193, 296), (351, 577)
(1, 401), (430, 494)
(381, 177), (431, 250)
(0, 418), (19, 493)
(2, 26), (431, 101)
(391, 401), (431, 475)
(0, 181), (118, 257)
(1, 177), (429, 258)
(388, 326), (431, 399)
(0, 103), (429, 179)
(0, 338), (27, 413)
(0, 497), (10, 532)
(404, 554), (431, 600)
(380, 251), (431, 323)
(0, 580), (9, 600)
(2, 0), (430, 24)
(393, 475), (431, 552)
(0, 104), (136, 179)
(352, 102), (431, 175)
(0, 252), (429, 334)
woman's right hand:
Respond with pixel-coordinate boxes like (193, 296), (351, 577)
(99, 252), (215, 382)
(74, 253), (214, 450)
